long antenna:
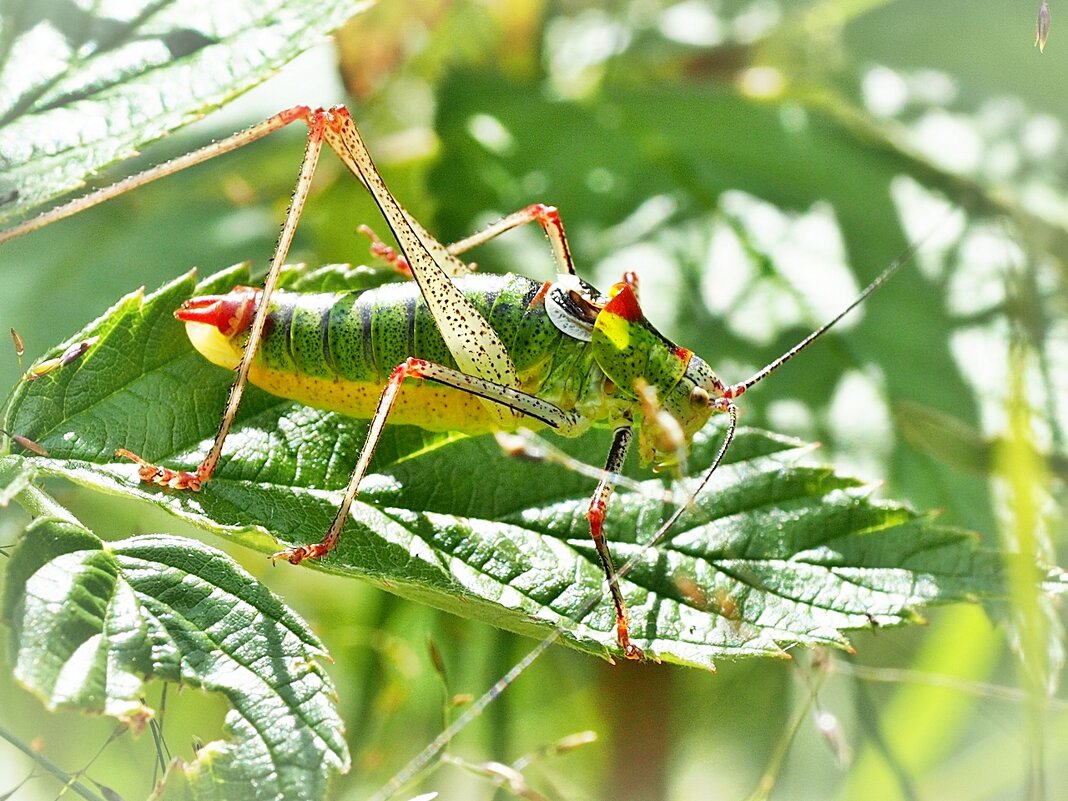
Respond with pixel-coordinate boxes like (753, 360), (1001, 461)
(728, 233), (928, 398)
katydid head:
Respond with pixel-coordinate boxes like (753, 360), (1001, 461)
(647, 245), (916, 540)
(592, 244), (911, 475)
(589, 279), (728, 467)
(175, 286), (260, 370)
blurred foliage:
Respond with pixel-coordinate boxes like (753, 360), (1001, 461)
(1, 1), (1067, 800)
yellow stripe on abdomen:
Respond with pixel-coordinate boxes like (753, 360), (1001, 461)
(248, 365), (533, 435)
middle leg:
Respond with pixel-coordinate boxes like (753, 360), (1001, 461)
(359, 202), (579, 278)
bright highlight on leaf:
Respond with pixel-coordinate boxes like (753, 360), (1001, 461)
(0, 0), (368, 226)
(5, 264), (1056, 669)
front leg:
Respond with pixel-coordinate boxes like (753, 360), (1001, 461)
(585, 424), (645, 660)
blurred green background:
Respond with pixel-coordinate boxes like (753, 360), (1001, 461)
(1, 1), (1066, 799)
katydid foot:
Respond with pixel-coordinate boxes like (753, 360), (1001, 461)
(271, 542), (335, 564)
(115, 448), (206, 491)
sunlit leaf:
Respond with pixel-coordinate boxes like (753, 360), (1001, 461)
(0, 0), (367, 225)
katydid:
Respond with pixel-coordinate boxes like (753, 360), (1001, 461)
(1, 105), (908, 660)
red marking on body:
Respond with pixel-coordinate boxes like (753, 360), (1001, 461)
(528, 281), (552, 308)
(525, 204), (576, 270)
(324, 105), (355, 133)
(391, 358), (430, 383)
(672, 345), (692, 362)
(603, 282), (643, 322)
(175, 287), (259, 336)
(711, 397), (735, 415)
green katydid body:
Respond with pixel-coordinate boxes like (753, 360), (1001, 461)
(179, 271), (725, 470)
(5, 104), (894, 661)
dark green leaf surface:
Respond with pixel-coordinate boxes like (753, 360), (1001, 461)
(0, 0), (366, 225)
(1, 264), (1032, 668)
(0, 482), (349, 801)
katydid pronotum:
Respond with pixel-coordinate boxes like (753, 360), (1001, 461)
(0, 105), (909, 660)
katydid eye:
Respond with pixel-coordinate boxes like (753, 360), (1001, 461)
(689, 387), (710, 407)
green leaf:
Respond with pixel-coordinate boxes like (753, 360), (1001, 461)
(0, 480), (349, 801)
(0, 0), (368, 225)
(4, 263), (1050, 669)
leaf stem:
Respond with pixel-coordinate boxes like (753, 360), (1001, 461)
(0, 723), (106, 801)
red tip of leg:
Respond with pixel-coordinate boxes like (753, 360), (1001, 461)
(622, 640), (646, 661)
(115, 448), (203, 491)
(271, 542), (334, 565)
